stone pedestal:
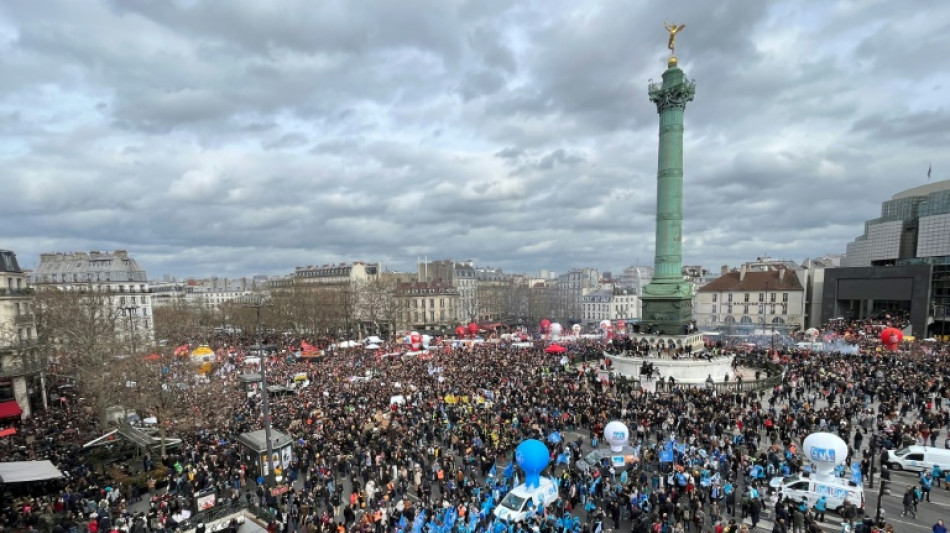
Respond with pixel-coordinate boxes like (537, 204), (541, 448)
(605, 349), (735, 385)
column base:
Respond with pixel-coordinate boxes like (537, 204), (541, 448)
(641, 278), (694, 334)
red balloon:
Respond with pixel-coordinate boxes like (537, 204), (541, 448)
(880, 327), (903, 349)
(539, 319), (551, 333)
(455, 326), (465, 336)
(467, 322), (479, 334)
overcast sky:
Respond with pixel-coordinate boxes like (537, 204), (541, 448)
(0, 1), (946, 279)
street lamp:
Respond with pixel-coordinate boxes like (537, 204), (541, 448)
(122, 305), (139, 355)
(243, 295), (298, 530)
(243, 296), (278, 487)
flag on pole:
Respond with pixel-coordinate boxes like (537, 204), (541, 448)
(503, 462), (514, 479)
(411, 510), (426, 533)
(556, 452), (569, 465)
(589, 476), (601, 495)
(488, 463), (497, 478)
(547, 431), (562, 444)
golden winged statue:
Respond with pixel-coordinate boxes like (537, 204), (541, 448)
(664, 21), (686, 54)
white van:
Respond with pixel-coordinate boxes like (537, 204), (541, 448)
(493, 477), (559, 522)
(887, 446), (950, 473)
(770, 473), (864, 513)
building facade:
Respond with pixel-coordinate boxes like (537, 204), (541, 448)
(294, 262), (380, 286)
(555, 268), (599, 322)
(0, 249), (44, 421)
(836, 179), (950, 337)
(151, 277), (260, 309)
(695, 267), (805, 333)
(395, 281), (459, 334)
(31, 250), (155, 347)
(581, 287), (642, 326)
(419, 260), (476, 322)
(617, 266), (654, 295)
(475, 268), (509, 322)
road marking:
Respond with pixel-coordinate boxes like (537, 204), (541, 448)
(886, 516), (933, 530)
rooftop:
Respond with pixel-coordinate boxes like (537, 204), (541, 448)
(698, 269), (803, 293)
(0, 250), (22, 274)
(892, 178), (950, 200)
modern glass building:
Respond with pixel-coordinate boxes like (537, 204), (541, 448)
(831, 180), (950, 337)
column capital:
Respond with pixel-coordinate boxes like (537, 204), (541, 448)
(649, 79), (696, 113)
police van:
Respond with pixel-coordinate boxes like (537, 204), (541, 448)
(770, 473), (864, 513)
(493, 477), (560, 523)
(886, 446), (950, 473)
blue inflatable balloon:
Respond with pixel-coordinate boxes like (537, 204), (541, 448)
(516, 439), (550, 488)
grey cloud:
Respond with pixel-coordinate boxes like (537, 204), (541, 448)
(0, 0), (948, 278)
(851, 111), (950, 148)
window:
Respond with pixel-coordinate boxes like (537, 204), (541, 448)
(758, 293), (764, 303)
(743, 293), (749, 303)
(429, 299), (435, 308)
(711, 304), (717, 314)
(743, 305), (749, 314)
(770, 305), (776, 315)
(727, 304), (733, 313)
(727, 293), (733, 303)
(781, 304), (787, 315)
(759, 305), (765, 314)
(712, 294), (718, 302)
(782, 293), (789, 303)
(429, 311), (435, 322)
(770, 292), (776, 303)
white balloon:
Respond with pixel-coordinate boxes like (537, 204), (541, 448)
(604, 420), (630, 452)
(550, 323), (563, 335)
(802, 432), (848, 475)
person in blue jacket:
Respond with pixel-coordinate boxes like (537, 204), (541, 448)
(813, 495), (827, 522)
(921, 472), (934, 502)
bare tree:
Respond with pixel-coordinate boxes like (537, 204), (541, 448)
(32, 286), (128, 422)
(351, 278), (402, 338)
(111, 351), (191, 456)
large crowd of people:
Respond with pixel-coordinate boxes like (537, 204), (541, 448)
(1, 317), (948, 533)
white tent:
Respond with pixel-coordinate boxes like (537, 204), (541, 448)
(364, 336), (383, 344)
(365, 344), (380, 350)
(337, 340), (362, 348)
(0, 461), (64, 483)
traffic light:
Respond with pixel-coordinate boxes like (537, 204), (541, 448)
(876, 479), (890, 522)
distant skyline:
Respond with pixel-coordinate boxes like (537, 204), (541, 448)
(0, 1), (946, 278)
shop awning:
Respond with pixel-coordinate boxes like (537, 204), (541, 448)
(0, 461), (63, 483)
(0, 401), (21, 420)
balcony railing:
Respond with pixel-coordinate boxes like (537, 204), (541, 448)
(14, 314), (34, 326)
(0, 288), (34, 296)
(0, 349), (47, 378)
